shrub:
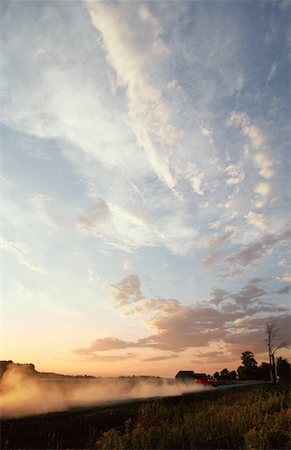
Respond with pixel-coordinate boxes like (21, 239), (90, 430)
(244, 409), (291, 449)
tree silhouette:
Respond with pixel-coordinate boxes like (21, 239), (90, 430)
(220, 368), (229, 379)
(238, 351), (258, 380)
(241, 351), (257, 368)
(276, 357), (291, 384)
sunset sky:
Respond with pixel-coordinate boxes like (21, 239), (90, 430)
(1, 0), (290, 377)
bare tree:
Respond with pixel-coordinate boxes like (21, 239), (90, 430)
(265, 320), (289, 383)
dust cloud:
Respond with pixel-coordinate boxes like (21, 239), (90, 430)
(0, 364), (207, 419)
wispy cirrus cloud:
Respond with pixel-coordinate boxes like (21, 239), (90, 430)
(1, 237), (46, 273)
(75, 196), (197, 255)
(75, 199), (159, 252)
(85, 1), (181, 193)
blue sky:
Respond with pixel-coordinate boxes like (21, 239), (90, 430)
(1, 0), (290, 376)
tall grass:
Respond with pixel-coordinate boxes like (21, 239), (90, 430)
(96, 384), (290, 449)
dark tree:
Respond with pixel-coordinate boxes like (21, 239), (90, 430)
(228, 370), (237, 380)
(238, 352), (258, 380)
(220, 368), (229, 379)
(241, 351), (257, 368)
(237, 365), (247, 380)
(277, 357), (291, 384)
(256, 362), (271, 381)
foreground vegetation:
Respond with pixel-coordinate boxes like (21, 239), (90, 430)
(96, 383), (290, 450)
(1, 383), (290, 449)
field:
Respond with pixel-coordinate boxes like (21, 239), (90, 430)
(1, 383), (290, 449)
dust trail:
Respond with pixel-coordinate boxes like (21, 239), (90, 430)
(0, 364), (208, 419)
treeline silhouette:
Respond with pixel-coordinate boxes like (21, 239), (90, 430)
(214, 351), (290, 383)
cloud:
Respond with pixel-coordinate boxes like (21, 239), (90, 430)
(1, 1), (151, 181)
(230, 278), (266, 308)
(190, 172), (204, 196)
(107, 203), (153, 232)
(142, 354), (179, 362)
(3, 2), (290, 375)
(75, 200), (160, 253)
(1, 237), (46, 273)
(219, 267), (246, 278)
(210, 288), (229, 306)
(200, 125), (214, 145)
(227, 112), (275, 179)
(254, 182), (272, 197)
(72, 353), (136, 363)
(246, 211), (267, 231)
(277, 285), (291, 295)
(191, 350), (237, 365)
(73, 275), (289, 358)
(110, 275), (144, 308)
(243, 124), (266, 150)
(254, 153), (274, 179)
(180, 163), (206, 196)
(85, 1), (182, 192)
(167, 79), (178, 89)
(224, 227), (291, 268)
(203, 228), (235, 248)
(227, 112), (266, 150)
(202, 227), (235, 266)
(267, 62), (277, 82)
(76, 199), (111, 234)
(73, 338), (131, 355)
(87, 270), (102, 286)
(225, 163), (245, 186)
(203, 250), (220, 266)
(280, 273), (291, 282)
(223, 315), (291, 356)
(122, 260), (130, 271)
(29, 194), (54, 207)
(75, 193), (198, 255)
(253, 182), (272, 208)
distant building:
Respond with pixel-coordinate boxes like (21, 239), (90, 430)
(175, 370), (207, 380)
(176, 370), (195, 379)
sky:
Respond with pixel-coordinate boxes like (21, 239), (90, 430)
(1, 0), (290, 377)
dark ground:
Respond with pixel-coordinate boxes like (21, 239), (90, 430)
(0, 383), (267, 450)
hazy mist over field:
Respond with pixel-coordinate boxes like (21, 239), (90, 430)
(0, 364), (207, 419)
